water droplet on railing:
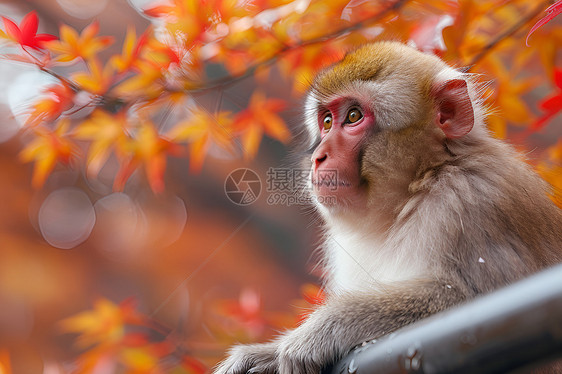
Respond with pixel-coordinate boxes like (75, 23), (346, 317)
(347, 359), (358, 374)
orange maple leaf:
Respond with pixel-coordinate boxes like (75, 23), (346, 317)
(58, 298), (143, 349)
(112, 60), (164, 98)
(20, 118), (78, 188)
(45, 21), (114, 62)
(114, 120), (178, 193)
(145, 0), (250, 49)
(110, 26), (150, 73)
(71, 58), (114, 95)
(145, 0), (209, 46)
(233, 91), (289, 159)
(0, 11), (56, 50)
(73, 109), (130, 178)
(26, 82), (75, 126)
(168, 108), (234, 172)
(280, 44), (344, 93)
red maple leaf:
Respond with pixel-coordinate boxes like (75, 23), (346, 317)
(532, 68), (562, 132)
(1, 11), (56, 50)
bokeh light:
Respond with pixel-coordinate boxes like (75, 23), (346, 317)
(92, 192), (147, 261)
(38, 188), (96, 249)
(56, 0), (108, 19)
(7, 70), (58, 127)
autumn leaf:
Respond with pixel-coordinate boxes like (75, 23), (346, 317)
(144, 0), (211, 46)
(280, 44), (344, 93)
(110, 26), (150, 73)
(441, 0), (498, 63)
(112, 60), (164, 98)
(71, 58), (114, 95)
(143, 1), (179, 18)
(233, 91), (289, 159)
(26, 82), (75, 126)
(0, 11), (56, 50)
(479, 54), (540, 128)
(114, 120), (178, 193)
(45, 21), (114, 62)
(58, 298), (142, 348)
(20, 118), (78, 188)
(532, 67), (562, 132)
(144, 37), (182, 69)
(145, 0), (249, 46)
(168, 108), (234, 172)
(74, 109), (129, 178)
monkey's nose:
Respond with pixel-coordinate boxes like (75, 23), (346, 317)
(314, 153), (328, 169)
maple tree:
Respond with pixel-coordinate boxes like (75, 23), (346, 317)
(1, 0), (562, 372)
(0, 0), (559, 195)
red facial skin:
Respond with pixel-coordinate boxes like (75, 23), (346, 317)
(311, 99), (374, 208)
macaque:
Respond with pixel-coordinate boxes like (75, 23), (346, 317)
(214, 42), (562, 374)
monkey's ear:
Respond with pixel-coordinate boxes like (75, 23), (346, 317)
(433, 79), (474, 138)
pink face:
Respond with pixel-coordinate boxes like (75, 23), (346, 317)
(310, 98), (375, 208)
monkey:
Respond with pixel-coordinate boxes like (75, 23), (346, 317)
(213, 42), (562, 374)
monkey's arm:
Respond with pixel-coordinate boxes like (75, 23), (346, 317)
(213, 280), (466, 374)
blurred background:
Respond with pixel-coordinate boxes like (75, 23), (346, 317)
(0, 1), (318, 372)
(0, 0), (560, 373)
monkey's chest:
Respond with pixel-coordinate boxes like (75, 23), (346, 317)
(325, 236), (429, 292)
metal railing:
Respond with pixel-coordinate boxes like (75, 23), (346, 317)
(326, 263), (562, 374)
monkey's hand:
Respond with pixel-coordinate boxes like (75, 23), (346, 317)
(212, 342), (278, 374)
(213, 304), (353, 374)
(275, 314), (345, 374)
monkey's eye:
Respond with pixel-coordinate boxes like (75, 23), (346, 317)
(323, 113), (333, 131)
(346, 107), (363, 124)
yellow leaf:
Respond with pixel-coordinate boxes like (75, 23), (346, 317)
(20, 118), (78, 188)
(58, 299), (126, 348)
(169, 108), (234, 172)
(233, 91), (289, 158)
(110, 26), (150, 73)
(72, 59), (114, 95)
(240, 125), (262, 160)
(112, 61), (163, 97)
(74, 110), (129, 178)
(45, 21), (113, 62)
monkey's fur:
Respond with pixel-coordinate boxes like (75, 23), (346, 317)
(214, 42), (562, 374)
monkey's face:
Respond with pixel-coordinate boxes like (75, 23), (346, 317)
(306, 91), (429, 215)
(309, 96), (373, 209)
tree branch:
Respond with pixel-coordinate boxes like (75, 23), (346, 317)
(192, 0), (411, 93)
